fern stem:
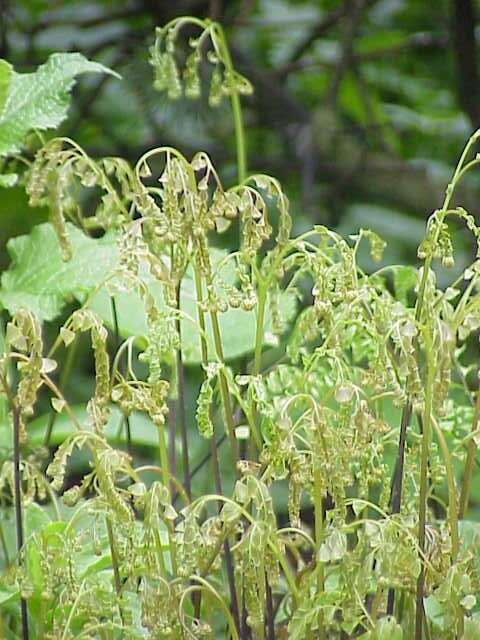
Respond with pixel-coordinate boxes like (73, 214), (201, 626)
(110, 298), (132, 456)
(0, 373), (29, 640)
(214, 23), (247, 183)
(209, 307), (240, 468)
(415, 333), (435, 640)
(388, 130), (480, 615)
(14, 404), (29, 640)
(313, 463), (326, 639)
(192, 267), (241, 635)
(175, 282), (191, 500)
(157, 421), (178, 575)
(106, 517), (122, 598)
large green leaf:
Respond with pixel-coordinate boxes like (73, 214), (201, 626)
(0, 223), (296, 361)
(87, 250), (297, 364)
(0, 59), (12, 116)
(26, 404), (160, 449)
(0, 223), (119, 321)
(0, 53), (119, 157)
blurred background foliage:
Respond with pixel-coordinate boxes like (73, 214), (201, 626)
(2, 0), (480, 509)
(2, 0), (480, 270)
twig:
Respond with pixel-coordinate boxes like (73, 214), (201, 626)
(0, 374), (29, 640)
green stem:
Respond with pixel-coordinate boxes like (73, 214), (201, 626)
(432, 418), (463, 638)
(415, 333), (435, 640)
(0, 373), (29, 640)
(431, 418), (459, 559)
(175, 282), (191, 500)
(215, 23), (247, 183)
(192, 267), (241, 635)
(231, 90), (247, 184)
(253, 281), (267, 377)
(0, 520), (9, 566)
(110, 298), (132, 457)
(313, 464), (326, 639)
(106, 517), (122, 598)
(205, 285), (239, 470)
(388, 130), (480, 616)
(248, 280), (267, 462)
(44, 335), (78, 448)
(157, 421), (177, 575)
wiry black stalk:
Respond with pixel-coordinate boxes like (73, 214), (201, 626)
(192, 269), (241, 635)
(1, 373), (29, 640)
(110, 298), (132, 456)
(0, 364), (29, 640)
(389, 400), (413, 514)
(265, 578), (275, 640)
(386, 398), (413, 616)
(210, 434), (242, 635)
(175, 283), (191, 500)
(13, 404), (29, 640)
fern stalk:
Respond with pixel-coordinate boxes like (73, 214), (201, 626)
(193, 267), (241, 635)
(0, 373), (29, 640)
(175, 282), (191, 500)
(388, 129), (480, 615)
(414, 331), (434, 640)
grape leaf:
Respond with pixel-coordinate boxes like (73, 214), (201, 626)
(0, 59), (12, 116)
(0, 53), (119, 157)
(86, 250), (297, 364)
(0, 223), (119, 321)
(0, 223), (297, 362)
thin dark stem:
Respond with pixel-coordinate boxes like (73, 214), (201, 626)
(173, 434), (228, 508)
(1, 372), (29, 640)
(265, 577), (275, 640)
(210, 434), (241, 636)
(390, 400), (414, 514)
(386, 398), (413, 615)
(175, 283), (191, 500)
(124, 415), (133, 458)
(192, 268), (241, 636)
(415, 344), (434, 640)
(110, 298), (132, 456)
(106, 517), (122, 596)
(106, 515), (125, 627)
(13, 405), (29, 640)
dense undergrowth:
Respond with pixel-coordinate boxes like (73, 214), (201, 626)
(1, 17), (480, 640)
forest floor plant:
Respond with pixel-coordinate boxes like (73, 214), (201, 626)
(0, 16), (480, 640)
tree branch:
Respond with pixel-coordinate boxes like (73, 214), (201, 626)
(451, 0), (480, 126)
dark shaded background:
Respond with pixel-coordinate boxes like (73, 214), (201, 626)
(2, 0), (480, 272)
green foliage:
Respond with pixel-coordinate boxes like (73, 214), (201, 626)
(0, 53), (118, 158)
(1, 13), (480, 640)
(87, 248), (297, 363)
(0, 223), (118, 321)
(0, 60), (12, 111)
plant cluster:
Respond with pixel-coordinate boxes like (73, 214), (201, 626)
(1, 16), (480, 640)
